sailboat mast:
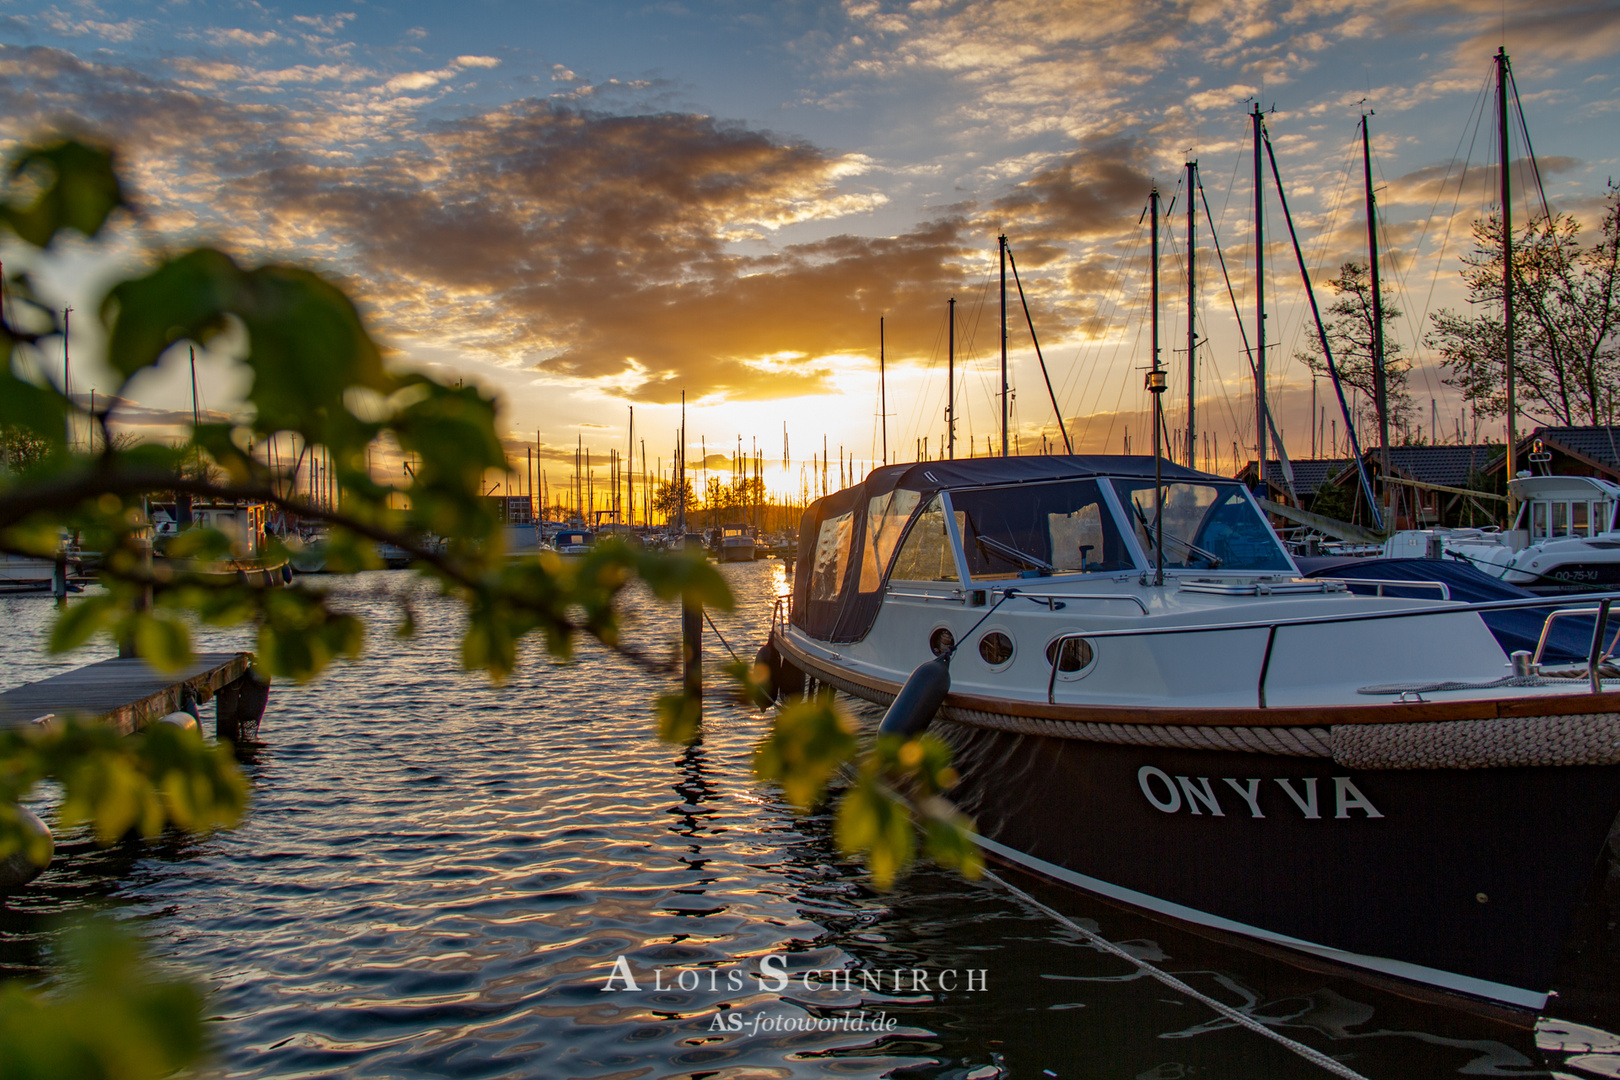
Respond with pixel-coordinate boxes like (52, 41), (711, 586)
(1363, 113), (1392, 503)
(680, 393), (686, 537)
(947, 297), (956, 459)
(1252, 103), (1267, 488)
(999, 234), (1009, 456)
(1186, 158), (1197, 469)
(879, 318), (888, 466)
(1148, 187), (1167, 586)
(1498, 47), (1517, 486)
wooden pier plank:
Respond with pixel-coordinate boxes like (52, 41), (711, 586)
(0, 653), (254, 735)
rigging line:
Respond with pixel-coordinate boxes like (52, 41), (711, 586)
(1175, 176), (1245, 450)
(897, 301), (946, 462)
(981, 869), (1373, 1080)
(1081, 224), (1151, 453)
(1099, 241), (1155, 456)
(1057, 215), (1144, 407)
(1365, 138), (1445, 415)
(703, 609), (740, 662)
(1196, 221), (1255, 452)
(1005, 242), (1072, 452)
(1409, 66), (1496, 377)
(1275, 122), (1362, 396)
(1262, 122), (1383, 530)
(1508, 67), (1553, 220)
(1073, 223), (1150, 437)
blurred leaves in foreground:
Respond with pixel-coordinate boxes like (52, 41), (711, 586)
(0, 919), (205, 1080)
(747, 685), (981, 891)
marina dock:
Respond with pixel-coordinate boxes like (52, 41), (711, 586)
(0, 652), (267, 740)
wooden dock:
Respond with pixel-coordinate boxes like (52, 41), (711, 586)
(0, 652), (265, 739)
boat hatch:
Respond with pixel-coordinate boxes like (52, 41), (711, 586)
(1179, 578), (1348, 596)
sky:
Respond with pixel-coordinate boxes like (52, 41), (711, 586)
(2, 0), (1618, 508)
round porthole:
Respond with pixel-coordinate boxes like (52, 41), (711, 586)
(978, 631), (1014, 667)
(1045, 636), (1096, 680)
(929, 626), (955, 656)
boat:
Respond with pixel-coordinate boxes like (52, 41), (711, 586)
(552, 528), (594, 555)
(716, 523), (757, 562)
(0, 552), (65, 592)
(153, 500), (290, 585)
(1425, 474), (1620, 593)
(768, 454), (1620, 1011)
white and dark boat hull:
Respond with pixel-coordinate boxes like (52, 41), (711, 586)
(940, 720), (1620, 1009)
(778, 628), (1620, 1008)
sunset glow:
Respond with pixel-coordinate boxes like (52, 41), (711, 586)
(3, 0), (1618, 506)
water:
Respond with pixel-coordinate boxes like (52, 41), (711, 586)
(3, 562), (1620, 1078)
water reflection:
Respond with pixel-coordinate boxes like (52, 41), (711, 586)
(0, 563), (1618, 1077)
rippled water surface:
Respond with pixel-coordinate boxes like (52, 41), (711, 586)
(4, 562), (1620, 1079)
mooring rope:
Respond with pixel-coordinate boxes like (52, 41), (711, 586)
(703, 610), (740, 662)
(983, 868), (1373, 1080)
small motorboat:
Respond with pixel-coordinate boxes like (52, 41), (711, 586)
(1432, 474), (1620, 594)
(552, 528), (594, 556)
(769, 455), (1620, 1011)
(716, 523), (757, 562)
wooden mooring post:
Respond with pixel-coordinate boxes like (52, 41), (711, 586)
(682, 599), (702, 708)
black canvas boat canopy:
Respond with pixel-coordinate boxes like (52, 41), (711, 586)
(791, 455), (1218, 642)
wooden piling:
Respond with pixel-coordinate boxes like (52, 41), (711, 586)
(682, 599), (702, 707)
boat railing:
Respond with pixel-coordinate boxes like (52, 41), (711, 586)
(1043, 590), (1620, 706)
(885, 588), (966, 603)
(1003, 591), (1150, 614)
(1532, 605), (1620, 673)
(1323, 577), (1452, 600)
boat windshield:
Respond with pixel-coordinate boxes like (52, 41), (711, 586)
(1110, 480), (1292, 571)
(949, 480), (1135, 580)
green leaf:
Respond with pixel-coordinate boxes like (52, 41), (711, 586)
(752, 694), (858, 810)
(656, 691), (702, 745)
(0, 918), (207, 1080)
(1, 140), (126, 248)
(918, 797), (983, 880)
(634, 549), (734, 609)
(47, 595), (118, 653)
(132, 613), (193, 673)
(723, 657), (773, 710)
(235, 264), (396, 437)
(834, 772), (915, 891)
(100, 248), (241, 379)
(0, 372), (66, 445)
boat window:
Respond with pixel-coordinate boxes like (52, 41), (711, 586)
(1553, 501), (1569, 536)
(951, 480), (1133, 580)
(1531, 502), (1549, 540)
(888, 496), (958, 582)
(1574, 502), (1590, 536)
(1111, 480), (1292, 571)
(858, 489), (922, 592)
(809, 510), (856, 602)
